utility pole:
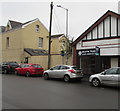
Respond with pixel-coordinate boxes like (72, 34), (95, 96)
(48, 2), (53, 69)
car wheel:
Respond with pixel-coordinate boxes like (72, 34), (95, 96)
(26, 71), (30, 77)
(92, 78), (101, 87)
(44, 73), (49, 80)
(64, 75), (70, 82)
(4, 69), (8, 74)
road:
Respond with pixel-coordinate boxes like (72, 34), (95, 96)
(2, 74), (119, 110)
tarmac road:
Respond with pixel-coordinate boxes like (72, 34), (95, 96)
(2, 74), (119, 110)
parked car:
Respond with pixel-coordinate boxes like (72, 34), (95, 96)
(43, 65), (84, 82)
(2, 61), (19, 74)
(15, 64), (44, 77)
(89, 67), (120, 87)
(0, 63), (2, 74)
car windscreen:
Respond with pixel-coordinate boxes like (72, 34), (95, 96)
(32, 65), (42, 68)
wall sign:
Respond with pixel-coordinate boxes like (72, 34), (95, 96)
(78, 47), (100, 56)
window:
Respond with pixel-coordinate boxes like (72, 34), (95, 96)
(20, 64), (26, 68)
(105, 68), (118, 75)
(32, 65), (42, 68)
(38, 37), (43, 48)
(117, 68), (120, 74)
(36, 25), (39, 32)
(60, 66), (69, 70)
(6, 37), (9, 48)
(52, 66), (61, 70)
(62, 41), (66, 49)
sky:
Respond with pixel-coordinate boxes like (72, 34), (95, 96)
(0, 0), (120, 40)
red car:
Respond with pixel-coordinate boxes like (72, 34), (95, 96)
(15, 64), (44, 77)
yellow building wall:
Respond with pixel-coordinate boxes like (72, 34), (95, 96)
(1, 19), (49, 63)
(29, 55), (72, 70)
(51, 36), (67, 54)
(1, 28), (23, 63)
(29, 56), (48, 70)
(22, 20), (49, 50)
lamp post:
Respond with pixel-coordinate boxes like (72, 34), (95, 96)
(57, 5), (68, 38)
(57, 5), (69, 65)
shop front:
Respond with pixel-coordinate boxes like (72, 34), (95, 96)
(72, 10), (120, 75)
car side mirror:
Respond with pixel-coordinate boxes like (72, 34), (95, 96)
(101, 72), (105, 75)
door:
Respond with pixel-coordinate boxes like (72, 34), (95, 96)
(59, 66), (69, 78)
(49, 66), (61, 78)
(101, 57), (111, 71)
(18, 64), (26, 74)
(100, 68), (118, 85)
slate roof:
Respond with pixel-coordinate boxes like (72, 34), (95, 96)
(0, 26), (5, 32)
(51, 34), (64, 38)
(9, 20), (23, 28)
(1, 18), (39, 32)
(24, 48), (48, 56)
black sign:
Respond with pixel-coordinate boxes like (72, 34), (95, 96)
(78, 47), (100, 56)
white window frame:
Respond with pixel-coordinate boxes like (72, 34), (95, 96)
(36, 25), (39, 32)
(38, 37), (43, 48)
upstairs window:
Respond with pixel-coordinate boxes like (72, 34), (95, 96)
(6, 37), (9, 48)
(38, 37), (43, 48)
(61, 40), (66, 49)
(36, 25), (39, 32)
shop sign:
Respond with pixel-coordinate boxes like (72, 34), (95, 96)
(78, 47), (100, 56)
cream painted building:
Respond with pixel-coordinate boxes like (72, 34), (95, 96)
(0, 19), (72, 69)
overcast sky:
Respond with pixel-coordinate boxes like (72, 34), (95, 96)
(0, 0), (119, 40)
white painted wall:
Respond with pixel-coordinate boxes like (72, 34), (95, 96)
(111, 58), (118, 67)
(76, 38), (120, 55)
(111, 16), (117, 36)
(104, 16), (110, 37)
(98, 21), (103, 38)
(118, 19), (120, 36)
(92, 27), (97, 39)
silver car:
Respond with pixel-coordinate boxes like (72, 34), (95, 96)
(89, 67), (120, 87)
(43, 65), (84, 82)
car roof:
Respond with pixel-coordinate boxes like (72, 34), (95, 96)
(20, 63), (40, 65)
(54, 65), (76, 67)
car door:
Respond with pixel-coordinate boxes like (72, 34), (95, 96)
(115, 68), (120, 86)
(17, 64), (23, 74)
(49, 66), (61, 78)
(23, 64), (31, 74)
(100, 68), (118, 85)
(59, 66), (69, 78)
(19, 64), (26, 74)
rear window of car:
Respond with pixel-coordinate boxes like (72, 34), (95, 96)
(32, 65), (42, 68)
(8, 62), (18, 66)
(72, 67), (81, 70)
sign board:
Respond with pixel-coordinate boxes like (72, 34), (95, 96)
(78, 47), (100, 56)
